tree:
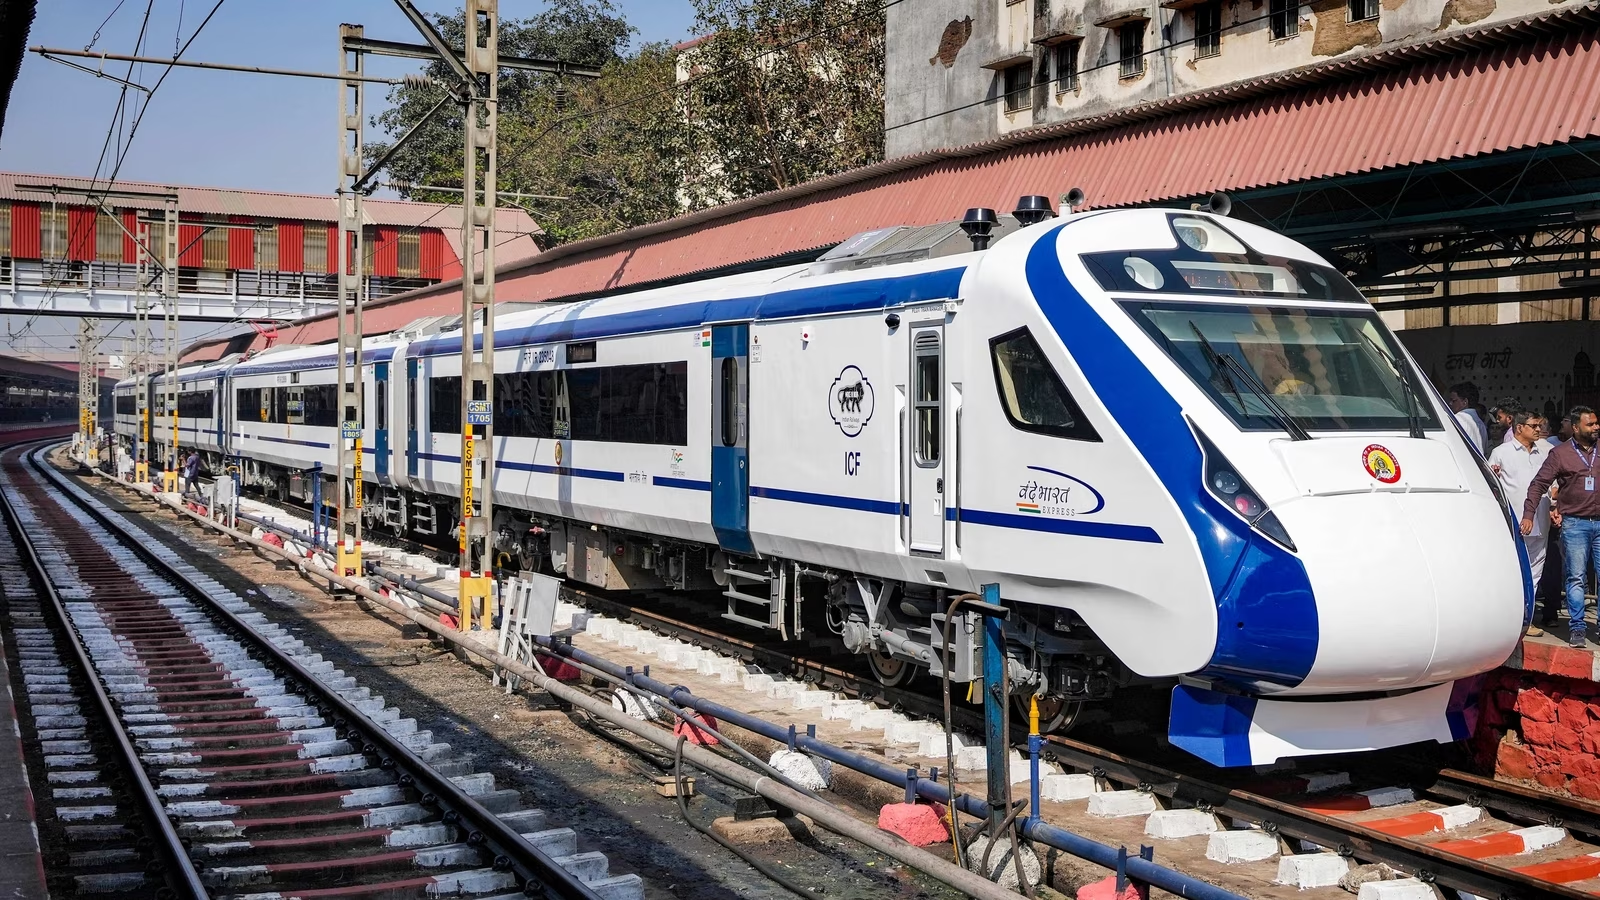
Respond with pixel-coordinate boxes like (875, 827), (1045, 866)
(677, 0), (885, 209)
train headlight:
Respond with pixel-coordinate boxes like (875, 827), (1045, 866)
(1192, 424), (1296, 553)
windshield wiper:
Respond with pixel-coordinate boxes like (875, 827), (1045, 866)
(1359, 330), (1426, 440)
(1188, 321), (1313, 441)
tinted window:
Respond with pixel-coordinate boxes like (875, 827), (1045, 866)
(431, 375), (461, 434)
(177, 390), (213, 418)
(115, 395), (136, 416)
(989, 329), (1100, 441)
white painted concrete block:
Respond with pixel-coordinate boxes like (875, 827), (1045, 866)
(1206, 830), (1279, 864)
(919, 731), (965, 757)
(769, 750), (832, 790)
(1145, 809), (1219, 840)
(1435, 804), (1481, 830)
(850, 707), (896, 730)
(1359, 787), (1414, 807)
(742, 673), (775, 692)
(714, 660), (743, 684)
(1086, 791), (1158, 818)
(955, 746), (988, 772)
(1040, 773), (1097, 802)
(825, 700), (867, 721)
(1302, 771), (1351, 793)
(1275, 853), (1349, 889)
(886, 719), (932, 744)
(792, 690), (835, 710)
(1512, 824), (1566, 853)
(1357, 879), (1436, 900)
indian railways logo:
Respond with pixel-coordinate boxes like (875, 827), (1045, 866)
(1362, 444), (1401, 484)
(828, 366), (875, 437)
(554, 442), (564, 467)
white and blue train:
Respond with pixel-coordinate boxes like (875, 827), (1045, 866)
(114, 203), (1528, 766)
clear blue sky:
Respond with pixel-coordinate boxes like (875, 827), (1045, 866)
(0, 1), (699, 194)
(0, 1), (698, 357)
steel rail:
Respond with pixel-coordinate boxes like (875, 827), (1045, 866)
(0, 440), (208, 900)
(30, 447), (605, 900)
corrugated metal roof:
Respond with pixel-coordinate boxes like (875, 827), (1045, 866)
(181, 7), (1600, 363)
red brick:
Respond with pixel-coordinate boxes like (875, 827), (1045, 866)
(1523, 719), (1557, 746)
(1573, 778), (1600, 801)
(1574, 755), (1600, 780)
(1536, 768), (1569, 789)
(1559, 698), (1591, 729)
(1532, 745), (1565, 767)
(1551, 648), (1595, 680)
(1518, 690), (1557, 723)
(1555, 724), (1583, 751)
(1497, 742), (1538, 780)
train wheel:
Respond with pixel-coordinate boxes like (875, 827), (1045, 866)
(867, 650), (916, 688)
(1013, 694), (1083, 735)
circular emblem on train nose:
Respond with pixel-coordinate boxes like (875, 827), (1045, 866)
(1362, 444), (1401, 484)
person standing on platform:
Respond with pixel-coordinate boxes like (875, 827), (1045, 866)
(1525, 406), (1600, 648)
(1449, 382), (1487, 453)
(1492, 397), (1523, 446)
(1492, 411), (1552, 636)
(183, 449), (201, 498)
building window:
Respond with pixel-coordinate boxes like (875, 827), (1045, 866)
(256, 223), (279, 272)
(1119, 22), (1145, 78)
(1002, 62), (1032, 112)
(40, 206), (67, 259)
(398, 231), (421, 278)
(303, 225), (328, 274)
(1194, 2), (1221, 58)
(201, 218), (228, 270)
(1348, 0), (1378, 20)
(1270, 0), (1299, 40)
(96, 211), (123, 262)
(1054, 41), (1080, 91)
(0, 204), (10, 256)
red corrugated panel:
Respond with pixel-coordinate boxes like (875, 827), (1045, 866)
(67, 207), (94, 261)
(278, 220), (304, 272)
(11, 202), (39, 258)
(420, 230), (458, 279)
(228, 215), (254, 269)
(371, 225), (399, 277)
(121, 210), (138, 262)
(179, 223), (204, 267)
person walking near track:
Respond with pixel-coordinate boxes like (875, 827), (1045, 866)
(1525, 406), (1600, 647)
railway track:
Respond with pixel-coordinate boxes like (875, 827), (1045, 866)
(1, 441), (642, 900)
(89, 466), (1600, 899)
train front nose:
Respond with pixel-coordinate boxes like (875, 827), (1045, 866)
(1270, 441), (1525, 695)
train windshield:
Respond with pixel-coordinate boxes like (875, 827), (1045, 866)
(1122, 301), (1442, 433)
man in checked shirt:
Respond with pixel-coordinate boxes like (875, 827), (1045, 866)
(1525, 407), (1600, 648)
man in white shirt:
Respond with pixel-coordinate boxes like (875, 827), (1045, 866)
(1449, 382), (1487, 453)
(1491, 410), (1552, 636)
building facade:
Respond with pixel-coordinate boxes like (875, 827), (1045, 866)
(886, 0), (1586, 158)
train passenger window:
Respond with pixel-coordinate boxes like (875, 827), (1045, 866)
(913, 333), (941, 466)
(286, 387), (306, 425)
(720, 357), (738, 448)
(431, 376), (461, 433)
(375, 376), (388, 430)
(989, 329), (1101, 442)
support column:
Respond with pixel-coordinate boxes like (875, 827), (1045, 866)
(134, 219), (151, 485)
(336, 23), (367, 577)
(78, 317), (98, 464)
(161, 198), (179, 493)
(458, 0), (499, 631)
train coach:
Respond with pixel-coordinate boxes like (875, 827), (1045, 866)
(115, 200), (1528, 766)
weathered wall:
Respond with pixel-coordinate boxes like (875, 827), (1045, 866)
(886, 0), (1586, 158)
(1475, 652), (1600, 800)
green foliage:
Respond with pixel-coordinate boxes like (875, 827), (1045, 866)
(369, 0), (885, 247)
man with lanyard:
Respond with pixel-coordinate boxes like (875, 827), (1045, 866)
(1525, 406), (1600, 647)
(1493, 411), (1551, 636)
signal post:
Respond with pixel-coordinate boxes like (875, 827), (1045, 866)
(335, 23), (368, 578)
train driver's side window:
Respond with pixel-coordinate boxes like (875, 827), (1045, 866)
(989, 329), (1100, 442)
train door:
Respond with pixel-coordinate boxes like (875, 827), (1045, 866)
(374, 361), (391, 484)
(406, 358), (419, 479)
(215, 375), (228, 453)
(711, 324), (753, 554)
(907, 325), (945, 555)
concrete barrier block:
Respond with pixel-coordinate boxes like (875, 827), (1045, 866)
(1041, 773), (1097, 802)
(742, 673), (775, 692)
(1276, 853), (1349, 889)
(769, 750), (832, 791)
(825, 700), (867, 721)
(766, 681), (806, 700)
(919, 731), (965, 757)
(954, 746), (988, 772)
(1206, 829), (1279, 863)
(1145, 808), (1218, 840)
(851, 707), (896, 730)
(1086, 791), (1158, 818)
(1357, 879), (1435, 900)
(885, 719), (932, 744)
(792, 690), (835, 710)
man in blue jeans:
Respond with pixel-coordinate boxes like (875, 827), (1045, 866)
(1524, 406), (1600, 647)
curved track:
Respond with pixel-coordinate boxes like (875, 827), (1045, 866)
(1, 442), (637, 900)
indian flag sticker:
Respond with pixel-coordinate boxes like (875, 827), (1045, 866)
(1016, 502), (1041, 514)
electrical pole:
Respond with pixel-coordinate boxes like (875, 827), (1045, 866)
(457, 0), (499, 631)
(336, 23), (367, 577)
(134, 218), (150, 485)
(78, 317), (98, 463)
(162, 197), (179, 492)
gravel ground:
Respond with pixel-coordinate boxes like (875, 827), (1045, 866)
(57, 456), (984, 900)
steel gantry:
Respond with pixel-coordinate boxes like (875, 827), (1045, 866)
(335, 24), (369, 578)
(158, 199), (180, 492)
(77, 317), (99, 464)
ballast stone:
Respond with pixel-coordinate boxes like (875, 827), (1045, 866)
(1086, 791), (1158, 818)
(1276, 853), (1350, 889)
(1206, 829), (1280, 863)
(1145, 808), (1218, 840)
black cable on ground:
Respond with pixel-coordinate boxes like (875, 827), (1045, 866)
(675, 736), (823, 899)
